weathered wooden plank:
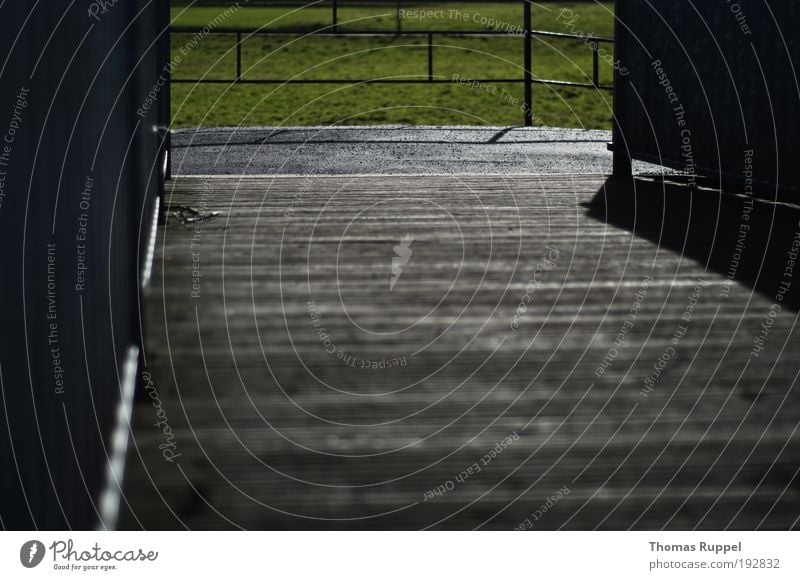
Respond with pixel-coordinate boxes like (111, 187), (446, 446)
(121, 174), (800, 530)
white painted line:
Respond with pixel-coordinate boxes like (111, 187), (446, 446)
(97, 344), (138, 531)
(141, 196), (160, 289)
(170, 173), (613, 179)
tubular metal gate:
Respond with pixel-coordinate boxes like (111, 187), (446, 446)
(171, 0), (613, 126)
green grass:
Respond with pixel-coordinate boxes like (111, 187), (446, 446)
(169, 2), (616, 128)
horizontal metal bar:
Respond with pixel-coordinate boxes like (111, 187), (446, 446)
(171, 77), (613, 90)
(170, 27), (613, 43)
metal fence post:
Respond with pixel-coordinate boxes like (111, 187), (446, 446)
(332, 0), (338, 32)
(397, 0), (402, 34)
(236, 31), (242, 81)
(427, 32), (433, 81)
(523, 1), (533, 126)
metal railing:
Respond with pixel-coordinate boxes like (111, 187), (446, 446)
(171, 1), (613, 126)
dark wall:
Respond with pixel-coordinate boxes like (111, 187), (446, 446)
(614, 0), (800, 199)
(0, 1), (167, 529)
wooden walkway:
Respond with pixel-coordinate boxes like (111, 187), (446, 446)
(121, 174), (800, 529)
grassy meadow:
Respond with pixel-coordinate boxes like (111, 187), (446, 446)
(169, 2), (616, 128)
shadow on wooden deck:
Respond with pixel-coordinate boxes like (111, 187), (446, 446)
(587, 177), (800, 311)
(120, 174), (800, 530)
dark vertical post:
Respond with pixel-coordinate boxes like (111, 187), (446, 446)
(427, 33), (433, 81)
(236, 31), (242, 81)
(160, 1), (171, 181)
(523, 1), (533, 126)
(397, 0), (402, 34)
(612, 0), (632, 177)
(332, 0), (338, 32)
(591, 41), (599, 87)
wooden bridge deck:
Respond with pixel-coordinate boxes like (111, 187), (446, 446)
(121, 174), (800, 530)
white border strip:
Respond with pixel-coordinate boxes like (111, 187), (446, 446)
(141, 196), (161, 289)
(171, 124), (611, 132)
(97, 344), (139, 531)
(170, 172), (616, 179)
